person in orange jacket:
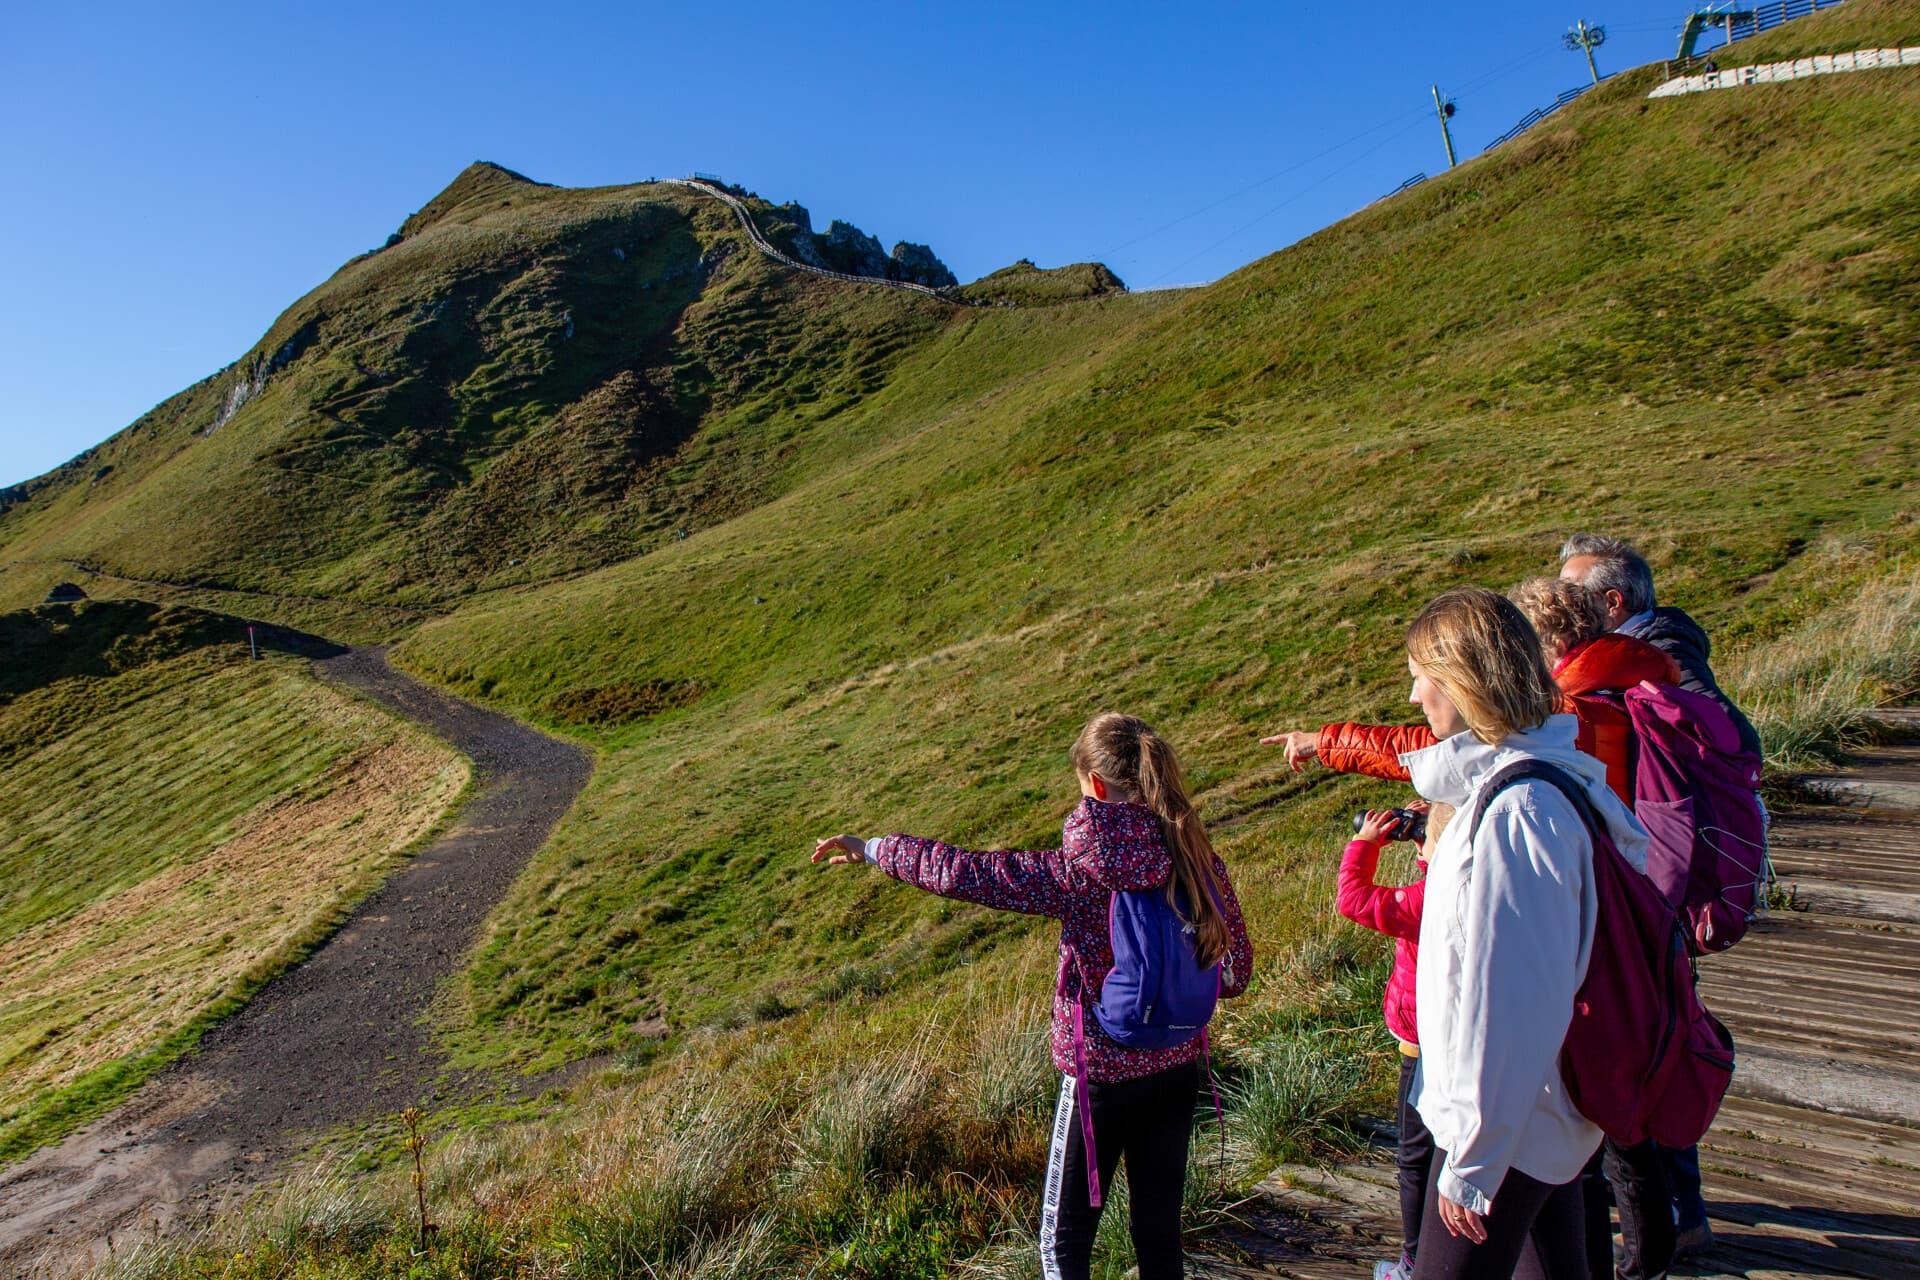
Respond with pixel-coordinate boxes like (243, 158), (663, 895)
(1262, 580), (1679, 805)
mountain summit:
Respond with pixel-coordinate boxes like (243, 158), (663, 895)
(0, 170), (999, 606)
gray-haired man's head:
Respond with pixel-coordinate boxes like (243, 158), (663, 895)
(1558, 533), (1656, 629)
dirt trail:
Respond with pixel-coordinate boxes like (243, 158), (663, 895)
(1195, 711), (1920, 1280)
(0, 648), (590, 1276)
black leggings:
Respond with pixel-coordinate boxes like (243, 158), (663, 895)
(1397, 1053), (1436, 1262)
(1041, 1060), (1199, 1280)
(1412, 1148), (1588, 1280)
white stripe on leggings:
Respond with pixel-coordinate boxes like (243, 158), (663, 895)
(1039, 1072), (1076, 1280)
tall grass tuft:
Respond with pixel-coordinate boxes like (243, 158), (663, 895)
(555, 1097), (776, 1274)
(786, 1052), (942, 1208)
(1724, 563), (1920, 769)
(1225, 1033), (1373, 1167)
(959, 986), (1054, 1156)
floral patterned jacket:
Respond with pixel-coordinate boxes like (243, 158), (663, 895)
(870, 796), (1254, 1082)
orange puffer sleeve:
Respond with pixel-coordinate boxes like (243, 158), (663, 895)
(1316, 722), (1439, 781)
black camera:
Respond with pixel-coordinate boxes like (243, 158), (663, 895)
(1353, 807), (1427, 845)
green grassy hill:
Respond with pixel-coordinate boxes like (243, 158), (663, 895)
(0, 168), (970, 625)
(4, 2), (1920, 1274)
(390, 4), (1920, 1066)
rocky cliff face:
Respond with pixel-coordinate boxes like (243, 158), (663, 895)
(750, 199), (955, 287)
(889, 242), (958, 289)
(817, 220), (892, 277)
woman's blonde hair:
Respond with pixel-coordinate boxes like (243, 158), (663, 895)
(1070, 713), (1230, 967)
(1510, 576), (1609, 661)
(1405, 588), (1559, 745)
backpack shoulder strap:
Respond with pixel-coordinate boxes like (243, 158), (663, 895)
(1466, 758), (1602, 843)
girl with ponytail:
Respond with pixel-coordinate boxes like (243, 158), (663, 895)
(813, 712), (1253, 1280)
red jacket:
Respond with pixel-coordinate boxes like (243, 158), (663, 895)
(1336, 838), (1423, 1045)
(1553, 633), (1681, 801)
(871, 796), (1254, 1083)
(1315, 633), (1681, 804)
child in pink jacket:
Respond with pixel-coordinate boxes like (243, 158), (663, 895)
(1340, 803), (1449, 1280)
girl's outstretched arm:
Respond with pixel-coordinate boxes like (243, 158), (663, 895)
(813, 832), (1079, 918)
(812, 798), (1173, 919)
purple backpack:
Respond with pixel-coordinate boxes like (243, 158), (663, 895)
(1094, 888), (1221, 1047)
(1065, 887), (1221, 1206)
(1470, 760), (1735, 1148)
(1604, 681), (1767, 953)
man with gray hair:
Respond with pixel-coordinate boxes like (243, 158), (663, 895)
(1559, 532), (1761, 1263)
(1559, 533), (1760, 758)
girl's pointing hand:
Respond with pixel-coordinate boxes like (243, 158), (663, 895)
(812, 834), (870, 866)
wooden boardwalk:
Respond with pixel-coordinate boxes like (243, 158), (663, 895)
(1199, 715), (1920, 1280)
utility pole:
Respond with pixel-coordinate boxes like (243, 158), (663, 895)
(1564, 19), (1609, 85)
(1431, 85), (1458, 169)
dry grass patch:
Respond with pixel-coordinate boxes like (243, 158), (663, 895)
(1723, 557), (1920, 768)
(0, 655), (467, 1156)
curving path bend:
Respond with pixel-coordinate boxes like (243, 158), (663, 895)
(0, 647), (590, 1276)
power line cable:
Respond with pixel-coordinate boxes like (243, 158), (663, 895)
(1141, 114), (1430, 287)
(1097, 40), (1564, 265)
(1091, 106), (1429, 260)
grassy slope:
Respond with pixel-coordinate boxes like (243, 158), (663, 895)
(0, 173), (961, 633)
(55, 5), (1920, 1277)
(388, 4), (1920, 1069)
(0, 602), (468, 1159)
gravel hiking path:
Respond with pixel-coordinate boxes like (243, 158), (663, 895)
(0, 647), (591, 1277)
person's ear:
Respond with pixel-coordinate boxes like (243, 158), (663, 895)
(1089, 773), (1109, 801)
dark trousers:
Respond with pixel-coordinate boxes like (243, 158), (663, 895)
(1041, 1061), (1199, 1280)
(1397, 1053), (1437, 1262)
(1581, 1138), (1675, 1280)
(1412, 1149), (1587, 1280)
(1663, 1143), (1706, 1231)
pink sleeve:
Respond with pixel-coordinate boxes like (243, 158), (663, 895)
(1336, 839), (1424, 943)
(870, 834), (1076, 918)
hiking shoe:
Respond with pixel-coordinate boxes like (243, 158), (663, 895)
(1674, 1220), (1714, 1259)
(1373, 1254), (1414, 1280)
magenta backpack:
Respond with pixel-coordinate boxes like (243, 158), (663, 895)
(1469, 760), (1734, 1148)
(1605, 681), (1768, 953)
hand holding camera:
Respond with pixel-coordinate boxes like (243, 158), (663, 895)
(1353, 807), (1428, 846)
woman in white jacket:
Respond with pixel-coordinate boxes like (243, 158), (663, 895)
(1399, 588), (1649, 1280)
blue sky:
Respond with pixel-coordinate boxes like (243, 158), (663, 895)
(2, 0), (1720, 486)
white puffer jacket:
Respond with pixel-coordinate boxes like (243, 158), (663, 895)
(1403, 714), (1649, 1214)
